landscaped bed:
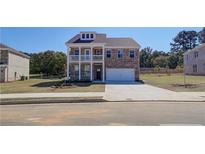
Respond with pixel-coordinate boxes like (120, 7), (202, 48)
(141, 73), (205, 92)
(0, 79), (105, 94)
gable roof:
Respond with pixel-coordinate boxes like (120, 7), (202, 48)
(184, 43), (205, 55)
(105, 38), (140, 48)
(66, 33), (107, 44)
(0, 43), (30, 59)
(66, 33), (140, 48)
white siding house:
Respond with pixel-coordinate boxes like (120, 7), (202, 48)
(0, 43), (30, 82)
(184, 44), (205, 75)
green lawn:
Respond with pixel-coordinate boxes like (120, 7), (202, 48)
(0, 79), (105, 94)
(140, 73), (205, 92)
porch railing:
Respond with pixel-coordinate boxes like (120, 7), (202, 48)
(69, 55), (79, 62)
(69, 55), (103, 62)
(93, 55), (103, 61)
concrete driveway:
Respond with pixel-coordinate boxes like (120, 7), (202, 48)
(104, 82), (205, 101)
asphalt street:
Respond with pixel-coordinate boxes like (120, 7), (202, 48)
(1, 102), (205, 126)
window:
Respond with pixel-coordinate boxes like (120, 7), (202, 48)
(90, 34), (94, 38)
(74, 65), (79, 71)
(193, 64), (197, 73)
(117, 50), (123, 59)
(86, 34), (89, 39)
(129, 50), (135, 58)
(106, 50), (111, 58)
(84, 65), (90, 72)
(74, 49), (79, 55)
(82, 34), (85, 39)
(194, 52), (198, 58)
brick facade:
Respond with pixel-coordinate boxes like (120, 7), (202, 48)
(68, 47), (140, 81)
(104, 48), (140, 80)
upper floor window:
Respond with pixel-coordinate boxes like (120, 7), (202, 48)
(194, 51), (198, 58)
(117, 50), (123, 59)
(106, 50), (111, 58)
(82, 34), (85, 39)
(81, 33), (95, 40)
(129, 50), (135, 58)
(74, 49), (79, 55)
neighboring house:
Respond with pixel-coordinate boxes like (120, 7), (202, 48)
(65, 32), (140, 82)
(0, 43), (30, 82)
(184, 43), (205, 75)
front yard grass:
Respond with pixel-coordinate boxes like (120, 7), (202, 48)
(0, 79), (105, 94)
(140, 73), (205, 92)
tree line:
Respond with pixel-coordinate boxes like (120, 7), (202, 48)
(29, 51), (66, 75)
(28, 28), (205, 75)
(140, 27), (205, 69)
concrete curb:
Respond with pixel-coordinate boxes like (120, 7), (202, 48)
(0, 97), (106, 105)
(1, 97), (204, 105)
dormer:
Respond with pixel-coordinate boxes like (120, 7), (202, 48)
(80, 32), (96, 40)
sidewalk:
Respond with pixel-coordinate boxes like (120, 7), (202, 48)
(1, 91), (205, 104)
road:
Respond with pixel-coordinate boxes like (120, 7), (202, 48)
(1, 102), (205, 126)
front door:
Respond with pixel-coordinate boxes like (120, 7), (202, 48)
(96, 68), (101, 80)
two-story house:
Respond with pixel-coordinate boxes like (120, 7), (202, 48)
(184, 43), (205, 75)
(65, 32), (140, 82)
(0, 43), (30, 82)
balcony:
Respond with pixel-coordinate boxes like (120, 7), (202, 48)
(69, 55), (103, 62)
(93, 55), (103, 61)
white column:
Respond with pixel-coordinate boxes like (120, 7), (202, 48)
(102, 46), (105, 82)
(90, 46), (93, 81)
(78, 47), (81, 80)
(67, 47), (70, 80)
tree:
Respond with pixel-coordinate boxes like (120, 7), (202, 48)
(198, 27), (205, 44)
(30, 50), (66, 75)
(153, 55), (168, 68)
(170, 30), (198, 52)
(140, 47), (154, 68)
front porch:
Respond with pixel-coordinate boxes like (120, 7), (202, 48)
(67, 46), (105, 82)
(69, 62), (104, 82)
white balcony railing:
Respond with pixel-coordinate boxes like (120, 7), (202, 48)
(93, 55), (103, 61)
(81, 55), (91, 61)
(69, 55), (103, 62)
(69, 55), (79, 61)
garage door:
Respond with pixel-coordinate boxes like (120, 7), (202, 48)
(106, 68), (135, 81)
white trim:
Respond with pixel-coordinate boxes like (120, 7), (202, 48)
(67, 43), (106, 47)
(105, 46), (140, 49)
(78, 47), (81, 80)
(105, 49), (112, 58)
(102, 45), (105, 82)
(84, 49), (91, 56)
(67, 47), (70, 80)
(80, 32), (96, 40)
(117, 49), (123, 59)
(128, 50), (135, 58)
(90, 47), (93, 81)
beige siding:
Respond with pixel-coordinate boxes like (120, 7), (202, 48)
(7, 52), (29, 81)
(184, 45), (205, 75)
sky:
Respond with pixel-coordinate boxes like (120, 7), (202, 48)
(0, 27), (202, 53)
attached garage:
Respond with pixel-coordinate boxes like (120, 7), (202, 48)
(106, 68), (135, 81)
